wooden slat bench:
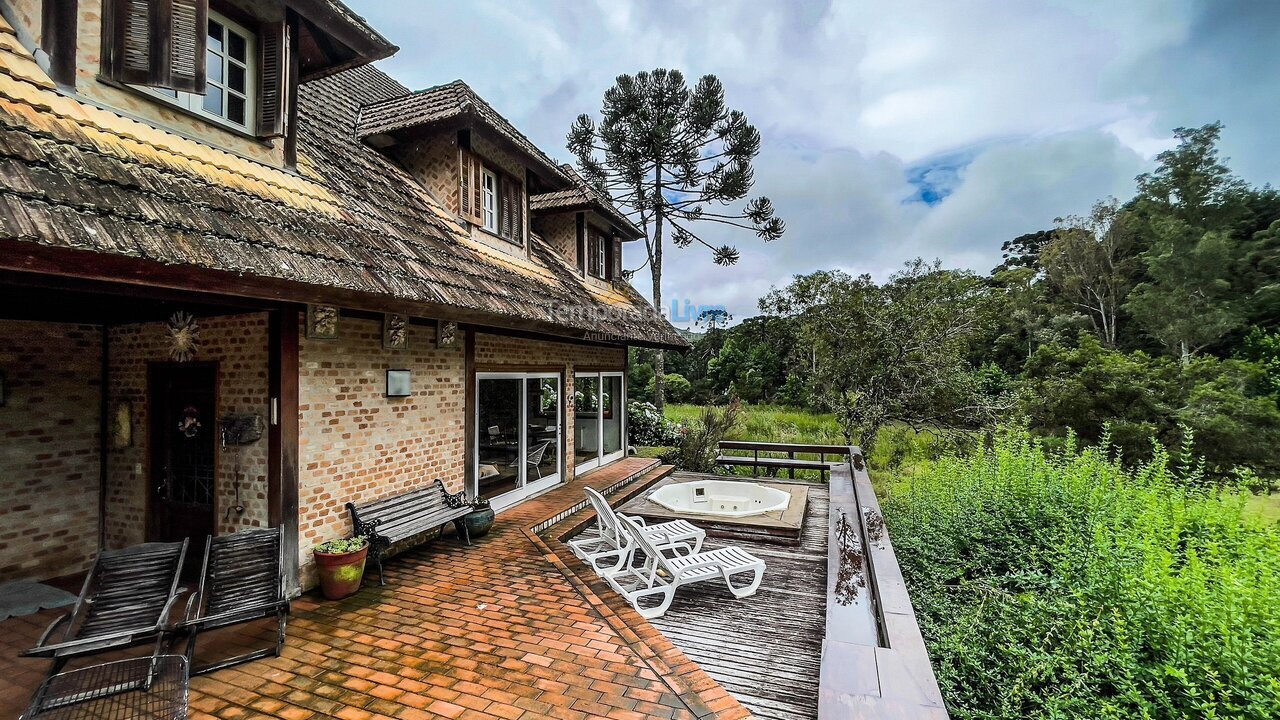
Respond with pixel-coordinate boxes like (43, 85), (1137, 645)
(715, 455), (836, 480)
(346, 479), (472, 586)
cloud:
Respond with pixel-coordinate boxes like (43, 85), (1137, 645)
(350, 0), (1279, 324)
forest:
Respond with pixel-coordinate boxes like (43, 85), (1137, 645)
(624, 122), (1280, 719)
(631, 122), (1280, 484)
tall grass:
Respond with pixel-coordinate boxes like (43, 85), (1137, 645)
(665, 403), (845, 444)
(883, 429), (1280, 719)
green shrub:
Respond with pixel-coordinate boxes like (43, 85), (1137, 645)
(628, 400), (684, 446)
(883, 428), (1280, 719)
(661, 400), (741, 473)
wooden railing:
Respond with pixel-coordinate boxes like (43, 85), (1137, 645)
(715, 440), (849, 480)
(715, 441), (950, 719)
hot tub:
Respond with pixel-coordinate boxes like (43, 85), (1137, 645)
(648, 480), (791, 518)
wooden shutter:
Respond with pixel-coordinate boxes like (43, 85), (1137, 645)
(459, 148), (473, 218)
(511, 176), (524, 244)
(612, 238), (622, 281)
(458, 149), (484, 225)
(103, 0), (208, 92)
(257, 19), (288, 138)
(499, 177), (513, 240)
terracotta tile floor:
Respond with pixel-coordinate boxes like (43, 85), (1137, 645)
(0, 458), (751, 720)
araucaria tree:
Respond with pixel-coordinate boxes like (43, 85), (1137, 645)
(568, 69), (784, 409)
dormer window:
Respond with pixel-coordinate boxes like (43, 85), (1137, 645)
(143, 12), (255, 131)
(460, 148), (525, 244)
(102, 1), (288, 139)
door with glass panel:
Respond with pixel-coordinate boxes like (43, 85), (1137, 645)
(574, 371), (626, 473)
(475, 373), (561, 508)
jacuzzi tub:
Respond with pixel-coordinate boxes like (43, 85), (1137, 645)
(648, 480), (791, 518)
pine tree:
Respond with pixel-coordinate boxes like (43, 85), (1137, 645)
(568, 69), (783, 409)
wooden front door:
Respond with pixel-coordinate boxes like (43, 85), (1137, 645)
(148, 364), (217, 561)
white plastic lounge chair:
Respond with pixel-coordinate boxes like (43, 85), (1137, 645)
(607, 515), (765, 619)
(568, 487), (705, 576)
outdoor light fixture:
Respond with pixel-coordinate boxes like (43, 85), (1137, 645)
(386, 369), (411, 398)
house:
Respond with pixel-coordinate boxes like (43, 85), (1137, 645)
(0, 0), (685, 590)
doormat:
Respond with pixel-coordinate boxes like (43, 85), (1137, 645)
(0, 581), (77, 620)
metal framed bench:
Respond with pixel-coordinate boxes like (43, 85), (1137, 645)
(346, 479), (472, 586)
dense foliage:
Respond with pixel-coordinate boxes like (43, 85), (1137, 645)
(883, 430), (1280, 720)
(633, 122), (1280, 479)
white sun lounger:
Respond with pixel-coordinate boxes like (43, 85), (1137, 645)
(606, 514), (765, 619)
(567, 487), (705, 576)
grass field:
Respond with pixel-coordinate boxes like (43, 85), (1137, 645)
(664, 403), (846, 445)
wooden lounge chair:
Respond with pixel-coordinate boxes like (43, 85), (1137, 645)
(22, 541), (188, 678)
(569, 487), (705, 577)
(606, 515), (765, 619)
(176, 526), (290, 675)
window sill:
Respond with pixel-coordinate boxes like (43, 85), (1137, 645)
(474, 225), (526, 248)
(94, 76), (272, 147)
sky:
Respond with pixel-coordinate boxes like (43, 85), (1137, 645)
(348, 0), (1280, 327)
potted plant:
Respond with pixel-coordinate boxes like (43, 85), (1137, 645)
(313, 535), (369, 600)
(463, 495), (495, 539)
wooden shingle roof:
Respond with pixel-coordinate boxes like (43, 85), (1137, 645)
(355, 79), (572, 187)
(0, 17), (684, 349)
(530, 165), (644, 239)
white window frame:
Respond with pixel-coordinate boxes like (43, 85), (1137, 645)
(481, 168), (498, 233)
(136, 9), (257, 133)
(573, 371), (626, 473)
(475, 372), (563, 513)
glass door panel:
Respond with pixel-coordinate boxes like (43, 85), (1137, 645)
(574, 374), (601, 471)
(601, 374), (624, 460)
(525, 376), (561, 483)
(477, 377), (522, 499)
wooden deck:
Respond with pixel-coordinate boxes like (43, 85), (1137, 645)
(572, 475), (829, 720)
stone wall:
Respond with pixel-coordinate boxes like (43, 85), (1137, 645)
(105, 313), (271, 549)
(0, 321), (101, 582)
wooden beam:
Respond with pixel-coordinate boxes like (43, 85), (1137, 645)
(282, 9), (301, 168)
(0, 242), (682, 348)
(463, 326), (476, 497)
(268, 307), (300, 595)
(41, 0), (78, 87)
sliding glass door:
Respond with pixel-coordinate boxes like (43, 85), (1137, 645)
(476, 372), (561, 510)
(574, 371), (626, 473)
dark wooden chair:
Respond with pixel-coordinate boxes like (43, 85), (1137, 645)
(22, 541), (188, 678)
(175, 526), (290, 675)
(347, 479), (472, 586)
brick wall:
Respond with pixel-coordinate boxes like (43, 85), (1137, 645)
(297, 316), (466, 582)
(105, 313), (271, 549)
(0, 321), (101, 582)
(396, 135), (459, 212)
(293, 321), (624, 588)
(533, 211), (579, 268)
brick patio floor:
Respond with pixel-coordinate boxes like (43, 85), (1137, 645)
(0, 458), (752, 720)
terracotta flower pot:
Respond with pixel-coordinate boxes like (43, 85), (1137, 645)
(464, 507), (496, 538)
(314, 544), (369, 600)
